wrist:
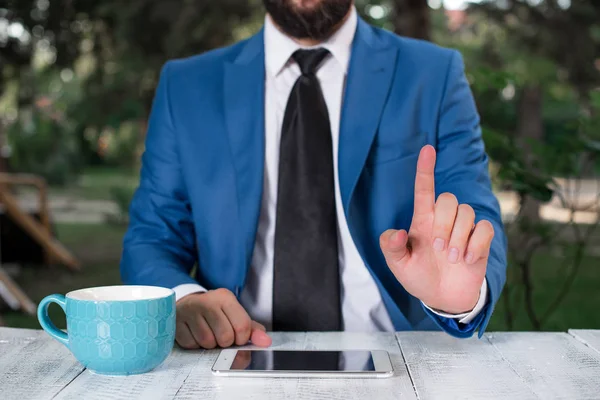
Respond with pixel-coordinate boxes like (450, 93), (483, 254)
(442, 303), (477, 315)
(428, 293), (479, 315)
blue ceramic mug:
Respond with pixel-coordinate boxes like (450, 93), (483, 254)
(37, 285), (176, 375)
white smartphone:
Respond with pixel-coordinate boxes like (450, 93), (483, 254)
(212, 349), (394, 378)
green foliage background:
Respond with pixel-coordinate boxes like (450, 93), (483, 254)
(1, 0), (599, 331)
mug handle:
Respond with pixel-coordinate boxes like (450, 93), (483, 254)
(37, 294), (69, 347)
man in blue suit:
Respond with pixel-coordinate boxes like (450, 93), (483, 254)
(121, 0), (506, 349)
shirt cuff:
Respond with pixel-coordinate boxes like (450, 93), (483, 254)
(173, 283), (207, 302)
(422, 279), (488, 324)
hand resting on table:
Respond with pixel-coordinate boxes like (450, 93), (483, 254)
(176, 289), (272, 349)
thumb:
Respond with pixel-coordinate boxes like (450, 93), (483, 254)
(380, 229), (410, 267)
(250, 321), (272, 347)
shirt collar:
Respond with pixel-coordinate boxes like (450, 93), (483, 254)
(264, 6), (358, 77)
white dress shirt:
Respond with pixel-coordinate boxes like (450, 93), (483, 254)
(174, 7), (487, 330)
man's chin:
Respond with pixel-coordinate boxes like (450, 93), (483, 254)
(292, 0), (322, 10)
(264, 0), (353, 41)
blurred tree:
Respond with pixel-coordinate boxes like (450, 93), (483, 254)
(465, 0), (600, 222)
(6, 68), (83, 184)
(472, 0), (599, 220)
(76, 1), (262, 127)
(0, 0), (84, 171)
(0, 0), (84, 95)
(474, 0), (600, 101)
(65, 0), (263, 167)
(1, 0), (264, 171)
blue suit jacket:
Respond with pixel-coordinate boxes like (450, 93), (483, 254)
(121, 18), (507, 338)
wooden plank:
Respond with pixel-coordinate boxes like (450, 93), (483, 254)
(0, 173), (53, 264)
(0, 328), (46, 371)
(0, 267), (37, 315)
(38, 179), (54, 266)
(50, 332), (314, 400)
(0, 279), (22, 310)
(397, 331), (538, 400)
(0, 326), (41, 336)
(569, 329), (600, 355)
(298, 332), (417, 400)
(0, 173), (48, 188)
(5, 329), (598, 400)
(53, 348), (203, 400)
(0, 327), (44, 346)
(0, 190), (80, 271)
(0, 328), (84, 400)
(174, 332), (417, 400)
(174, 332), (308, 400)
(488, 332), (600, 399)
(0, 174), (50, 232)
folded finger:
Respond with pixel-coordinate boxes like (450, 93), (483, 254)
(465, 220), (495, 265)
(175, 322), (200, 349)
(222, 301), (253, 346)
(380, 229), (409, 266)
(190, 314), (217, 349)
(204, 308), (236, 348)
(432, 193), (459, 252)
(448, 204), (475, 264)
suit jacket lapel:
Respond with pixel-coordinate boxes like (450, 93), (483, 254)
(339, 21), (415, 328)
(224, 32), (266, 272)
(339, 18), (398, 212)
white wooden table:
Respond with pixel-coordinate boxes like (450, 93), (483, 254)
(1, 328), (600, 400)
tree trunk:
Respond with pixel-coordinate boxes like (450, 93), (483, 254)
(391, 0), (431, 40)
(517, 85), (544, 222)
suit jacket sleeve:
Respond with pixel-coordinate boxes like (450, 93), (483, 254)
(421, 50), (508, 338)
(120, 62), (198, 289)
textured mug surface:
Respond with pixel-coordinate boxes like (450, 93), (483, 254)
(37, 286), (176, 375)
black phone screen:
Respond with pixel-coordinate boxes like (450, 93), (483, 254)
(230, 350), (375, 372)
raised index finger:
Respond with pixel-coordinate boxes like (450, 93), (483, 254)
(413, 145), (436, 217)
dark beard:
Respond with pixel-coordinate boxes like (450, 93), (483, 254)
(263, 0), (353, 41)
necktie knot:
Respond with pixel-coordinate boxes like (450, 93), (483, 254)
(292, 48), (330, 76)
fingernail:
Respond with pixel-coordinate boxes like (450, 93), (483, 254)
(448, 248), (459, 263)
(391, 231), (398, 242)
(466, 252), (474, 264)
(433, 238), (445, 251)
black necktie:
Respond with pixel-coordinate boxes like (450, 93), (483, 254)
(272, 48), (341, 332)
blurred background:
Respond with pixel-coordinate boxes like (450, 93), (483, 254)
(0, 0), (598, 332)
